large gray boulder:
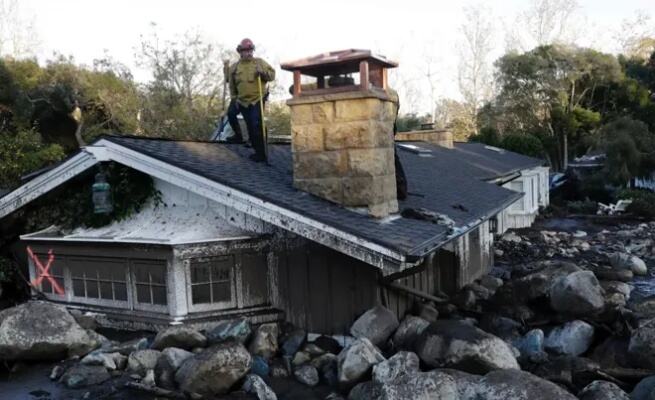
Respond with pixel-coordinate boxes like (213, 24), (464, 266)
(549, 271), (605, 316)
(477, 370), (577, 400)
(205, 318), (252, 344)
(0, 301), (100, 360)
(628, 318), (655, 369)
(609, 252), (648, 276)
(348, 371), (458, 400)
(175, 342), (252, 396)
(415, 320), (519, 374)
(631, 375), (655, 400)
(155, 347), (194, 389)
(512, 262), (581, 302)
(127, 349), (161, 376)
(61, 364), (111, 389)
(392, 315), (430, 350)
(249, 323), (279, 359)
(151, 326), (207, 350)
(337, 337), (385, 387)
(578, 380), (630, 400)
(372, 351), (420, 384)
(544, 320), (595, 356)
(350, 305), (399, 347)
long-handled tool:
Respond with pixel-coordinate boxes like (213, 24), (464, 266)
(257, 75), (268, 163)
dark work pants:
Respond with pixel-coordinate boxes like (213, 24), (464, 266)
(227, 100), (266, 159)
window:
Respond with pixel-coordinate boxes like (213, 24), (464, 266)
(190, 257), (233, 305)
(39, 257), (65, 296)
(70, 259), (127, 302)
(133, 261), (167, 306)
(509, 180), (525, 212)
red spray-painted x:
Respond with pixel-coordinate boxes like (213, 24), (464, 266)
(27, 246), (64, 295)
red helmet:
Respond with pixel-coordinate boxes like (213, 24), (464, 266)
(237, 38), (255, 52)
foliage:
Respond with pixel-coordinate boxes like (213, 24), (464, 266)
(23, 162), (161, 232)
(618, 189), (655, 219)
(0, 129), (65, 188)
(599, 117), (655, 185)
(469, 126), (501, 146)
(266, 101), (290, 136)
(500, 133), (545, 158)
(136, 27), (229, 139)
(396, 113), (431, 132)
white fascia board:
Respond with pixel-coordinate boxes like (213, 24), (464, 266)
(88, 139), (407, 270)
(0, 151), (98, 219)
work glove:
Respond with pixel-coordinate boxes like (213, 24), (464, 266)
(255, 64), (264, 78)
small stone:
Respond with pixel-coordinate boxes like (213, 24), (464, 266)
(313, 335), (342, 354)
(281, 329), (306, 356)
(544, 321), (595, 357)
(50, 365), (64, 380)
(480, 275), (504, 292)
(127, 349), (161, 376)
(61, 365), (110, 389)
(292, 351), (311, 366)
(251, 355), (270, 377)
(294, 364), (319, 387)
(152, 326), (207, 350)
(243, 374), (277, 400)
(249, 323), (279, 359)
(578, 380), (629, 400)
(142, 369), (155, 386)
(269, 358), (290, 378)
(303, 343), (325, 356)
(205, 318), (252, 344)
(417, 303), (439, 323)
(512, 329), (546, 362)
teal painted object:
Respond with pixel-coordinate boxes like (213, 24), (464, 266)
(92, 172), (113, 214)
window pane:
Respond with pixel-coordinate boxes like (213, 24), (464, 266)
(191, 263), (210, 283)
(111, 267), (127, 282)
(51, 264), (63, 277)
(136, 284), (151, 304)
(97, 266), (112, 280)
(192, 284), (211, 304)
(134, 266), (150, 283)
(54, 278), (65, 294)
(73, 279), (85, 296)
(114, 283), (127, 301)
(211, 263), (231, 282)
(212, 282), (231, 303)
(86, 280), (99, 298)
(70, 264), (84, 278)
(42, 280), (52, 294)
(99, 282), (113, 300)
(152, 286), (167, 305)
(150, 265), (166, 284)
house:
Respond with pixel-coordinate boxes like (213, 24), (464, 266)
(0, 49), (546, 333)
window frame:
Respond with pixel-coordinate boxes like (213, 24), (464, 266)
(131, 259), (169, 313)
(185, 255), (237, 313)
(67, 257), (131, 308)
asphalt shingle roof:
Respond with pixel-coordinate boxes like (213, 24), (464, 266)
(103, 136), (521, 257)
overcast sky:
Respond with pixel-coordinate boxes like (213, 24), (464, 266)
(16, 0), (655, 113)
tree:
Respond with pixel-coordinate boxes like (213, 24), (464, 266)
(490, 45), (622, 170)
(457, 4), (495, 136)
(504, 0), (582, 52)
(433, 98), (476, 141)
(614, 10), (655, 60)
(0, 0), (40, 58)
(136, 26), (230, 138)
(599, 117), (655, 185)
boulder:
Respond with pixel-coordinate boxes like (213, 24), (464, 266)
(175, 342), (252, 396)
(417, 303), (439, 323)
(349, 370), (458, 400)
(61, 365), (111, 389)
(249, 323), (279, 359)
(152, 326), (207, 350)
(578, 380), (630, 400)
(478, 314), (522, 341)
(477, 369), (577, 400)
(372, 351), (420, 384)
(590, 337), (631, 369)
(628, 318), (655, 369)
(512, 262), (581, 302)
(251, 355), (270, 377)
(205, 318), (252, 344)
(532, 356), (600, 390)
(127, 349), (161, 376)
(594, 269), (634, 283)
(292, 351), (311, 366)
(0, 301), (100, 360)
(337, 337), (385, 387)
(479, 275), (504, 292)
(610, 253), (648, 276)
(632, 375), (655, 400)
(109, 337), (149, 355)
(154, 347), (194, 389)
(512, 329), (547, 362)
(81, 351), (125, 370)
(314, 335), (342, 354)
(549, 271), (605, 316)
(350, 305), (399, 347)
(544, 320), (595, 356)
(436, 368), (482, 400)
(269, 358), (290, 378)
(415, 320), (519, 374)
(243, 374), (277, 400)
(294, 364), (319, 386)
(281, 329), (306, 356)
(303, 343), (325, 356)
(392, 315), (430, 350)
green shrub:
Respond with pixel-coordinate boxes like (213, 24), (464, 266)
(618, 188), (655, 219)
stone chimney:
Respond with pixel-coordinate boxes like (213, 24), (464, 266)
(282, 50), (399, 218)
